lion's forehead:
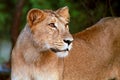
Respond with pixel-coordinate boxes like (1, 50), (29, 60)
(45, 10), (68, 24)
(54, 15), (68, 24)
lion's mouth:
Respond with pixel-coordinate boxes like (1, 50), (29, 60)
(50, 48), (69, 53)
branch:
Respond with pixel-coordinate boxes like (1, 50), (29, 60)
(10, 0), (25, 47)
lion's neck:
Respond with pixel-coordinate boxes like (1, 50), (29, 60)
(15, 25), (59, 65)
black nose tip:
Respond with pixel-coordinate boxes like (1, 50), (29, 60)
(63, 40), (72, 45)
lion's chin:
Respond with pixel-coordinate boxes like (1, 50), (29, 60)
(56, 51), (68, 57)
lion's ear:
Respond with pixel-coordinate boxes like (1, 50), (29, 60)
(56, 6), (70, 21)
(27, 9), (45, 28)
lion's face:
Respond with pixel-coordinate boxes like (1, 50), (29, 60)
(27, 7), (73, 57)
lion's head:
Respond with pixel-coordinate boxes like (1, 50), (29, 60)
(27, 6), (73, 57)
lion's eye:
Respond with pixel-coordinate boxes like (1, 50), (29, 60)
(48, 23), (56, 28)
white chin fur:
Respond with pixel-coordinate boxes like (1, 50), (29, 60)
(56, 51), (68, 58)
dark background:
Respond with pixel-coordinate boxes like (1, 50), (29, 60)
(0, 0), (120, 80)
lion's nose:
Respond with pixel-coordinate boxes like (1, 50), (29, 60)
(63, 39), (73, 45)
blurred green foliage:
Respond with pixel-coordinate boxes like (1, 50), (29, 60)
(0, 0), (120, 39)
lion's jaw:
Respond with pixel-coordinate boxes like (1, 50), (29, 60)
(50, 38), (73, 57)
(55, 42), (73, 57)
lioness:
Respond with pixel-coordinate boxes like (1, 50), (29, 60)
(11, 7), (120, 80)
(11, 6), (73, 80)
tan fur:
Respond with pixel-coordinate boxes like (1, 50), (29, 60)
(11, 7), (120, 80)
(64, 17), (120, 80)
